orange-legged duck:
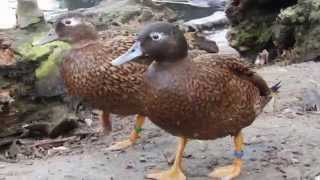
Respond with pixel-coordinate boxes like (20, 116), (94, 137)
(34, 13), (147, 150)
(112, 22), (280, 179)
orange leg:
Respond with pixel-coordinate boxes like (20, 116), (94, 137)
(272, 90), (279, 112)
(209, 131), (244, 179)
(146, 137), (187, 180)
(106, 115), (145, 151)
(98, 111), (111, 135)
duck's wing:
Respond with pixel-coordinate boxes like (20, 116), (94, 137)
(62, 36), (150, 99)
(194, 54), (271, 97)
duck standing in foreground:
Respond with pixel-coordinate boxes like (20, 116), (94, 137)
(112, 22), (280, 179)
(34, 13), (147, 150)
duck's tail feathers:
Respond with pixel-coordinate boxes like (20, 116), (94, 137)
(260, 81), (281, 110)
(270, 81), (281, 94)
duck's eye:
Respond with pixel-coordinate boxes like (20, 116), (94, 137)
(65, 20), (71, 25)
(62, 18), (80, 26)
(150, 32), (163, 41)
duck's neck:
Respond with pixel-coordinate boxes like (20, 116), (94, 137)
(72, 38), (98, 49)
(152, 55), (192, 71)
(153, 50), (189, 65)
(146, 55), (193, 88)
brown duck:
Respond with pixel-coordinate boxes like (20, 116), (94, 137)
(112, 22), (280, 179)
(34, 13), (212, 151)
(34, 13), (147, 150)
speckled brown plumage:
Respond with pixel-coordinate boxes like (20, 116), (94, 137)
(38, 14), (218, 138)
(61, 36), (147, 115)
(35, 13), (150, 134)
(112, 22), (281, 179)
(55, 18), (215, 117)
(143, 55), (273, 139)
(112, 22), (279, 140)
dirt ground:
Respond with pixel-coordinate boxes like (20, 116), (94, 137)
(1, 60), (320, 180)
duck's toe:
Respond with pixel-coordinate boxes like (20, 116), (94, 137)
(105, 139), (134, 151)
(209, 163), (241, 180)
(146, 168), (186, 180)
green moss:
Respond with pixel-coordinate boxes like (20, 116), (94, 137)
(310, 7), (320, 22)
(258, 26), (273, 43)
(278, 5), (303, 25)
(35, 43), (71, 80)
(233, 22), (272, 52)
(15, 32), (72, 81)
(17, 41), (69, 62)
(17, 43), (48, 61)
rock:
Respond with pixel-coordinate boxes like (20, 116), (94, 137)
(195, 35), (219, 53)
(303, 88), (320, 112)
(0, 137), (16, 149)
(138, 9), (154, 22)
(153, 0), (223, 21)
(34, 41), (70, 97)
(226, 0), (320, 62)
(227, 20), (275, 60)
(84, 118), (93, 127)
(22, 123), (50, 137)
(12, 39), (70, 98)
(17, 0), (44, 28)
(16, 40), (69, 62)
(184, 11), (228, 31)
(21, 106), (79, 138)
(184, 32), (219, 53)
(139, 155), (147, 163)
(47, 146), (70, 156)
(0, 90), (14, 113)
(45, 0), (177, 28)
(48, 113), (78, 138)
(152, 0), (226, 9)
(126, 161), (135, 169)
(7, 140), (20, 159)
(62, 0), (102, 10)
(277, 0), (320, 63)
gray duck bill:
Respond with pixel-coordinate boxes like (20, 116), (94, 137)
(32, 29), (59, 46)
(111, 41), (143, 66)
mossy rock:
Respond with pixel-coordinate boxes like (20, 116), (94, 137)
(32, 41), (70, 97)
(35, 43), (71, 80)
(230, 22), (273, 53)
(17, 40), (70, 62)
(15, 32), (71, 95)
(227, 0), (320, 62)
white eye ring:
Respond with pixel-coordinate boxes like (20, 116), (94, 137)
(150, 32), (165, 41)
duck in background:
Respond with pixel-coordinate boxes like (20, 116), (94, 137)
(34, 13), (147, 150)
(112, 22), (280, 179)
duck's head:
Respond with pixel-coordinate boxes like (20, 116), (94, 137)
(112, 22), (188, 66)
(33, 13), (98, 45)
